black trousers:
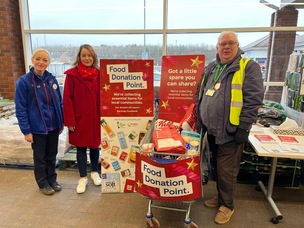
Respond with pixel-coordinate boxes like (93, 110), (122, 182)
(31, 129), (59, 188)
(77, 147), (100, 177)
(207, 134), (244, 210)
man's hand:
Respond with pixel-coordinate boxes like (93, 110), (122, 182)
(235, 128), (249, 144)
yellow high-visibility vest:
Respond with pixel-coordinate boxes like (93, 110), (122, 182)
(230, 58), (250, 125)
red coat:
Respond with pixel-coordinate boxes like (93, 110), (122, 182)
(63, 68), (101, 148)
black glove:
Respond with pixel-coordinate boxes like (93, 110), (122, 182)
(235, 128), (250, 144)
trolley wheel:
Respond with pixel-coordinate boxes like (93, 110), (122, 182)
(184, 221), (198, 228)
(202, 175), (209, 185)
(146, 217), (160, 228)
(271, 216), (279, 224)
(271, 215), (283, 224)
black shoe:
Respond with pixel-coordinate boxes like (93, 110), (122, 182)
(40, 185), (55, 195)
(50, 182), (62, 192)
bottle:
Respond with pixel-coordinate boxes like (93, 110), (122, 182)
(101, 119), (115, 138)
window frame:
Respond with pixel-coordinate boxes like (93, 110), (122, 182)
(19, 0), (304, 74)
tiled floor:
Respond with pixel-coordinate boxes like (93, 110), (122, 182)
(1, 167), (304, 228)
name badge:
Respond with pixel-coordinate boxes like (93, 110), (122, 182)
(206, 89), (215, 96)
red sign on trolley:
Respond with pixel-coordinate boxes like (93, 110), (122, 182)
(135, 152), (202, 201)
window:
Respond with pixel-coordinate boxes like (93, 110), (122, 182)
(20, 0), (304, 85)
(28, 0), (163, 29)
(167, 0), (275, 29)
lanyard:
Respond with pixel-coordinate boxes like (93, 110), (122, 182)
(213, 63), (227, 84)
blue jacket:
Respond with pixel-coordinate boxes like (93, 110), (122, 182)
(15, 67), (64, 135)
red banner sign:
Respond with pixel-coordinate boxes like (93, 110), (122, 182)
(135, 152), (202, 201)
(99, 59), (154, 193)
(158, 55), (205, 122)
(100, 59), (154, 117)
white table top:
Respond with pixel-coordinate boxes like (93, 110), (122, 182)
(248, 127), (304, 159)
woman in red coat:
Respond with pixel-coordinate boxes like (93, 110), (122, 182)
(63, 44), (101, 194)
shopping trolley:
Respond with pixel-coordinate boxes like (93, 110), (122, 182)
(135, 119), (203, 228)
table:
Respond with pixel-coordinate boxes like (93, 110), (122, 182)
(248, 128), (304, 224)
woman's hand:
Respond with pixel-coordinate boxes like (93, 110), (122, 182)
(24, 133), (33, 143)
(68, 126), (76, 132)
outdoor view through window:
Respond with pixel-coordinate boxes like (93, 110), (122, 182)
(21, 0), (304, 84)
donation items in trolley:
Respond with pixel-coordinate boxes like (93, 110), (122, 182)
(135, 100), (202, 201)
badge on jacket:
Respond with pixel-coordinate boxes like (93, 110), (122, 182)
(206, 89), (215, 96)
(214, 82), (221, 90)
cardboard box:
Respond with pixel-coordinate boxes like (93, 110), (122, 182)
(270, 125), (304, 136)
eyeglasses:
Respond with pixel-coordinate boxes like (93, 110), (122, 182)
(218, 41), (238, 47)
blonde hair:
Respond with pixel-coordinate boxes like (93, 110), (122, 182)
(72, 44), (99, 69)
(31, 48), (51, 61)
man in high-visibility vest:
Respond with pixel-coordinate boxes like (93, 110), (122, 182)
(196, 31), (264, 224)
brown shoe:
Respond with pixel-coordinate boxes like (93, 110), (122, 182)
(204, 196), (219, 208)
(215, 205), (234, 224)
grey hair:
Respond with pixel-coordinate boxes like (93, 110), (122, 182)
(217, 31), (239, 45)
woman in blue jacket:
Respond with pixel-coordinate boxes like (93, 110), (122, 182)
(15, 48), (64, 196)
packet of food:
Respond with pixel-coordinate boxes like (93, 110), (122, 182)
(181, 130), (200, 154)
(152, 126), (186, 154)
